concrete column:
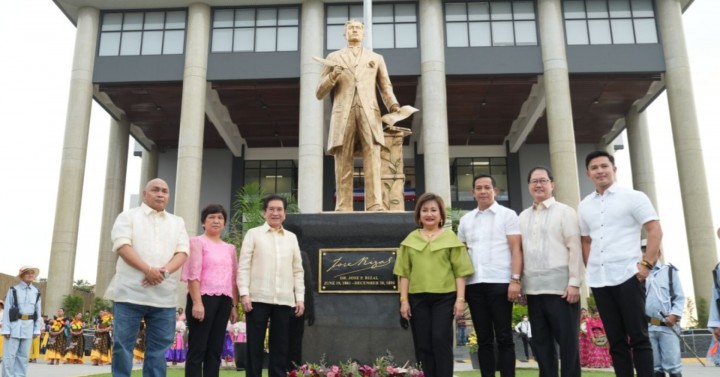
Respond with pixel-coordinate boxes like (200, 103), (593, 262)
(139, 145), (159, 202)
(95, 117), (130, 297)
(297, 0), (324, 213)
(625, 108), (658, 208)
(656, 0), (718, 304)
(419, 0), (451, 203)
(537, 0), (581, 209)
(174, 3), (210, 234)
(46, 7), (99, 312)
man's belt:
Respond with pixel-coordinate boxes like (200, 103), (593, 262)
(19, 314), (34, 320)
(646, 316), (667, 326)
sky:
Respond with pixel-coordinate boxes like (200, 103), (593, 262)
(0, 1), (718, 300)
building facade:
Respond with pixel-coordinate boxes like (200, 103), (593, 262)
(46, 0), (717, 314)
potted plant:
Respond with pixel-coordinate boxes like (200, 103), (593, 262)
(467, 331), (479, 370)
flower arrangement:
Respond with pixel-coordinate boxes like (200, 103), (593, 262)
(50, 318), (65, 332)
(70, 319), (84, 331)
(100, 314), (113, 327)
(288, 353), (423, 377)
(466, 331), (478, 354)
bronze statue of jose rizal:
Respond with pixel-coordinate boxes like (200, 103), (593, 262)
(316, 19), (401, 212)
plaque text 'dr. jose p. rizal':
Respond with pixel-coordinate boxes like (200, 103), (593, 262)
(319, 248), (398, 293)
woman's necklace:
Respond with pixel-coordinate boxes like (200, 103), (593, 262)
(421, 228), (442, 240)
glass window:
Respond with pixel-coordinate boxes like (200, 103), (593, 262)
(446, 3), (468, 22)
(233, 29), (255, 51)
(492, 21), (514, 46)
(141, 31), (163, 54)
(632, 0), (655, 17)
(327, 25), (346, 50)
(235, 9), (255, 27)
(99, 10), (186, 56)
(102, 13), (122, 31)
(588, 19), (612, 44)
(373, 4), (394, 23)
(608, 0), (631, 17)
(395, 4), (417, 22)
(165, 11), (186, 29)
(123, 13), (143, 31)
(491, 2), (513, 21)
(212, 29), (233, 52)
(98, 33), (120, 56)
(164, 30), (184, 54)
(278, 8), (298, 26)
(120, 31), (142, 55)
(586, 0), (609, 19)
(451, 158), (508, 203)
(277, 27), (298, 51)
(326, 3), (417, 49)
(255, 28), (277, 52)
(633, 18), (658, 43)
(144, 13), (165, 30)
(565, 20), (589, 44)
(469, 22), (491, 46)
(447, 1), (537, 47)
(468, 3), (490, 21)
(212, 7), (299, 52)
(374, 24), (395, 49)
(610, 19), (634, 44)
(244, 160), (298, 197)
(327, 6), (349, 24)
(513, 1), (535, 20)
(563, 0), (657, 45)
(446, 23), (469, 47)
(563, 1), (586, 19)
(395, 24), (418, 48)
(515, 21), (537, 45)
(257, 8), (278, 27)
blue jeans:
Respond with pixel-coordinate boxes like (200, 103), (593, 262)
(649, 326), (682, 374)
(2, 336), (32, 377)
(112, 302), (175, 377)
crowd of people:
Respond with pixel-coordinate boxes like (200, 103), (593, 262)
(3, 147), (720, 377)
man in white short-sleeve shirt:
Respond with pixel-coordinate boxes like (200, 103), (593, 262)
(106, 178), (189, 377)
(458, 174), (522, 377)
(578, 151), (662, 377)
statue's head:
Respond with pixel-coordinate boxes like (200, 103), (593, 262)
(343, 19), (364, 43)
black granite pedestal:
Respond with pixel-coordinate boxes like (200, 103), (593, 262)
(283, 212), (417, 366)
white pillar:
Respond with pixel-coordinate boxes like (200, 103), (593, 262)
(537, 0), (581, 209)
(656, 0), (718, 304)
(174, 3), (210, 234)
(419, 0), (451, 203)
(95, 117), (130, 297)
(46, 7), (99, 313)
(298, 0), (325, 213)
(625, 108), (658, 208)
(139, 146), (159, 203)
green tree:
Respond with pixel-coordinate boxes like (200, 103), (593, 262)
(225, 182), (299, 249)
(696, 297), (709, 328)
(73, 279), (95, 293)
(62, 294), (84, 318)
(92, 297), (113, 318)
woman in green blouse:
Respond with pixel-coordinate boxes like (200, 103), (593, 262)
(394, 192), (474, 377)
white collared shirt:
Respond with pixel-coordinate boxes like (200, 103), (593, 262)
(458, 201), (520, 284)
(105, 202), (190, 308)
(578, 184), (659, 288)
(237, 222), (305, 307)
(519, 197), (583, 295)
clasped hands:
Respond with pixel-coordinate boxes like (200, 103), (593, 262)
(142, 266), (167, 287)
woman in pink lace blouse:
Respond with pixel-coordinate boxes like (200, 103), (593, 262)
(181, 204), (239, 377)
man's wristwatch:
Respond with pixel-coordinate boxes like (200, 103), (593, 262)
(163, 270), (170, 279)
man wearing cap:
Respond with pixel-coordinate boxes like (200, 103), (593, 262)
(105, 178), (189, 377)
(2, 266), (42, 377)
